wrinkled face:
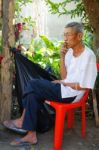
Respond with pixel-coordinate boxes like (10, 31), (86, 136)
(64, 27), (83, 49)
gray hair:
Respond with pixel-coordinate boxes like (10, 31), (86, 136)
(65, 22), (84, 33)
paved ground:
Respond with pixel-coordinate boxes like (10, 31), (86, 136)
(0, 117), (99, 150)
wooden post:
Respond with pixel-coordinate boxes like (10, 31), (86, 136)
(92, 89), (99, 126)
(0, 0), (15, 122)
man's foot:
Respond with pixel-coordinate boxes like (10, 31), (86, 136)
(3, 118), (23, 129)
(10, 131), (37, 146)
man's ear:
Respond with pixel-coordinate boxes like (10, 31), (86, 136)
(78, 33), (83, 40)
(78, 33), (83, 39)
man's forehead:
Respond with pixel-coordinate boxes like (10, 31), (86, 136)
(64, 27), (75, 33)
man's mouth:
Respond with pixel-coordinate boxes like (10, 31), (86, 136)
(65, 43), (69, 47)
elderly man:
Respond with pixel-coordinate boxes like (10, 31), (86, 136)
(4, 22), (97, 146)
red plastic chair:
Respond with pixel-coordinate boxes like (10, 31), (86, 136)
(45, 90), (89, 150)
(45, 63), (99, 150)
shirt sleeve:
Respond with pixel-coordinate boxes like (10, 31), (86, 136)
(79, 54), (97, 89)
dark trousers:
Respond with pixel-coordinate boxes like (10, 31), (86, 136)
(22, 79), (76, 131)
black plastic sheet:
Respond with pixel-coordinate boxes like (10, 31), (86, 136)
(14, 50), (57, 111)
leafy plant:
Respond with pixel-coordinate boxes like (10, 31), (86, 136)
(15, 0), (33, 19)
(83, 31), (93, 49)
(24, 35), (63, 78)
(14, 0), (36, 45)
(22, 16), (36, 30)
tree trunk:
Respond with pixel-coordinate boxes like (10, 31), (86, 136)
(0, 0), (15, 122)
(83, 0), (99, 61)
(83, 0), (99, 126)
(0, 0), (2, 17)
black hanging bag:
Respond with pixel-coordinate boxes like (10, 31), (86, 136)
(13, 49), (56, 133)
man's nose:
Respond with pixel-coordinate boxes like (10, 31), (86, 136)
(64, 36), (68, 41)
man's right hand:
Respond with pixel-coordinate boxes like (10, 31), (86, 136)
(60, 43), (68, 59)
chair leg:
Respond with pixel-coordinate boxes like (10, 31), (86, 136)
(67, 109), (75, 128)
(82, 105), (86, 138)
(54, 108), (66, 150)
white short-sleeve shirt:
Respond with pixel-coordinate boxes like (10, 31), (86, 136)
(61, 46), (97, 102)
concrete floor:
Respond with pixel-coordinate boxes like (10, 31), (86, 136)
(0, 118), (99, 150)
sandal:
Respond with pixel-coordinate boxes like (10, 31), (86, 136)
(3, 120), (27, 134)
(10, 138), (37, 147)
